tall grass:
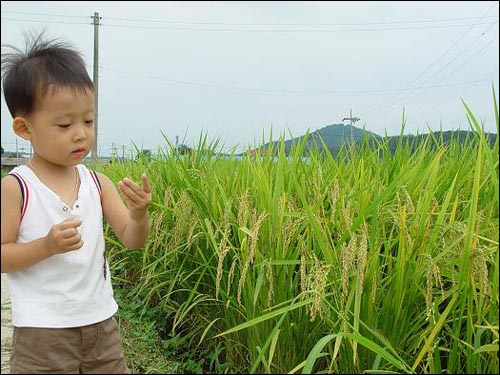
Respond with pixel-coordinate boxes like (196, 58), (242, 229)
(97, 96), (499, 374)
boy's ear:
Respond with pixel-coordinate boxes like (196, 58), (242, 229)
(12, 117), (32, 141)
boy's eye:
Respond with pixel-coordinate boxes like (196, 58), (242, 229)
(57, 124), (71, 128)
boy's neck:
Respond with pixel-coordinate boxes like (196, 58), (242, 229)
(28, 158), (80, 199)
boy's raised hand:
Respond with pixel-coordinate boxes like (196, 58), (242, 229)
(118, 173), (152, 220)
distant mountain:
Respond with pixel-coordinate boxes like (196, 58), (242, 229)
(247, 124), (497, 156)
(385, 129), (497, 152)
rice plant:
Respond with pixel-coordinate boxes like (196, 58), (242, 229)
(97, 92), (499, 374)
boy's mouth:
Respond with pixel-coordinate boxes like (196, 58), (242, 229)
(71, 148), (86, 157)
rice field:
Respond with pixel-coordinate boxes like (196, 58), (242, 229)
(95, 101), (499, 374)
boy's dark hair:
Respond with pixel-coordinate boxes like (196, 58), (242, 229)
(1, 30), (93, 117)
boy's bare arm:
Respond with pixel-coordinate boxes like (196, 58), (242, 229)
(1, 176), (49, 272)
(98, 172), (151, 249)
(2, 239), (53, 273)
(1, 176), (83, 273)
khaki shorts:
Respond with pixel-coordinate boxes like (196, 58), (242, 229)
(10, 316), (130, 374)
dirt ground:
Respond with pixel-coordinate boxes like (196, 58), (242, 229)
(1, 273), (12, 374)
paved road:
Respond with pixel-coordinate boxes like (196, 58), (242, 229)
(1, 273), (12, 374)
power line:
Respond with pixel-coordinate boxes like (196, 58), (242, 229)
(2, 9), (497, 26)
(99, 21), (499, 32)
(407, 69), (499, 121)
(359, 2), (498, 119)
(1, 17), (498, 32)
(0, 17), (90, 25)
(1, 10), (89, 18)
(383, 33), (499, 112)
(103, 15), (499, 26)
(100, 66), (498, 95)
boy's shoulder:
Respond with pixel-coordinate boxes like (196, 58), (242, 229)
(1, 169), (22, 183)
(1, 173), (23, 198)
(1, 173), (17, 184)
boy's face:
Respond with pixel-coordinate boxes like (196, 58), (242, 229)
(18, 86), (95, 166)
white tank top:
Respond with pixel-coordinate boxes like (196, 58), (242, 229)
(7, 164), (118, 328)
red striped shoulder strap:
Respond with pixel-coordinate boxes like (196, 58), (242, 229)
(9, 172), (29, 221)
(88, 169), (102, 198)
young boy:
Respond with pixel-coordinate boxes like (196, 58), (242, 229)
(1, 32), (151, 373)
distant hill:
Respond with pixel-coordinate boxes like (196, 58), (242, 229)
(247, 124), (497, 157)
(384, 129), (497, 153)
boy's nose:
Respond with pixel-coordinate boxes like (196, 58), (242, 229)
(73, 125), (88, 141)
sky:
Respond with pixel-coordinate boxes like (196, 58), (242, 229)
(1, 1), (499, 156)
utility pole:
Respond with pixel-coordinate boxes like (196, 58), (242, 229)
(349, 108), (353, 142)
(342, 108), (360, 143)
(91, 12), (100, 161)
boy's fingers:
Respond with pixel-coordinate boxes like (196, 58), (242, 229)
(63, 227), (79, 238)
(60, 219), (82, 228)
(141, 173), (151, 194)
